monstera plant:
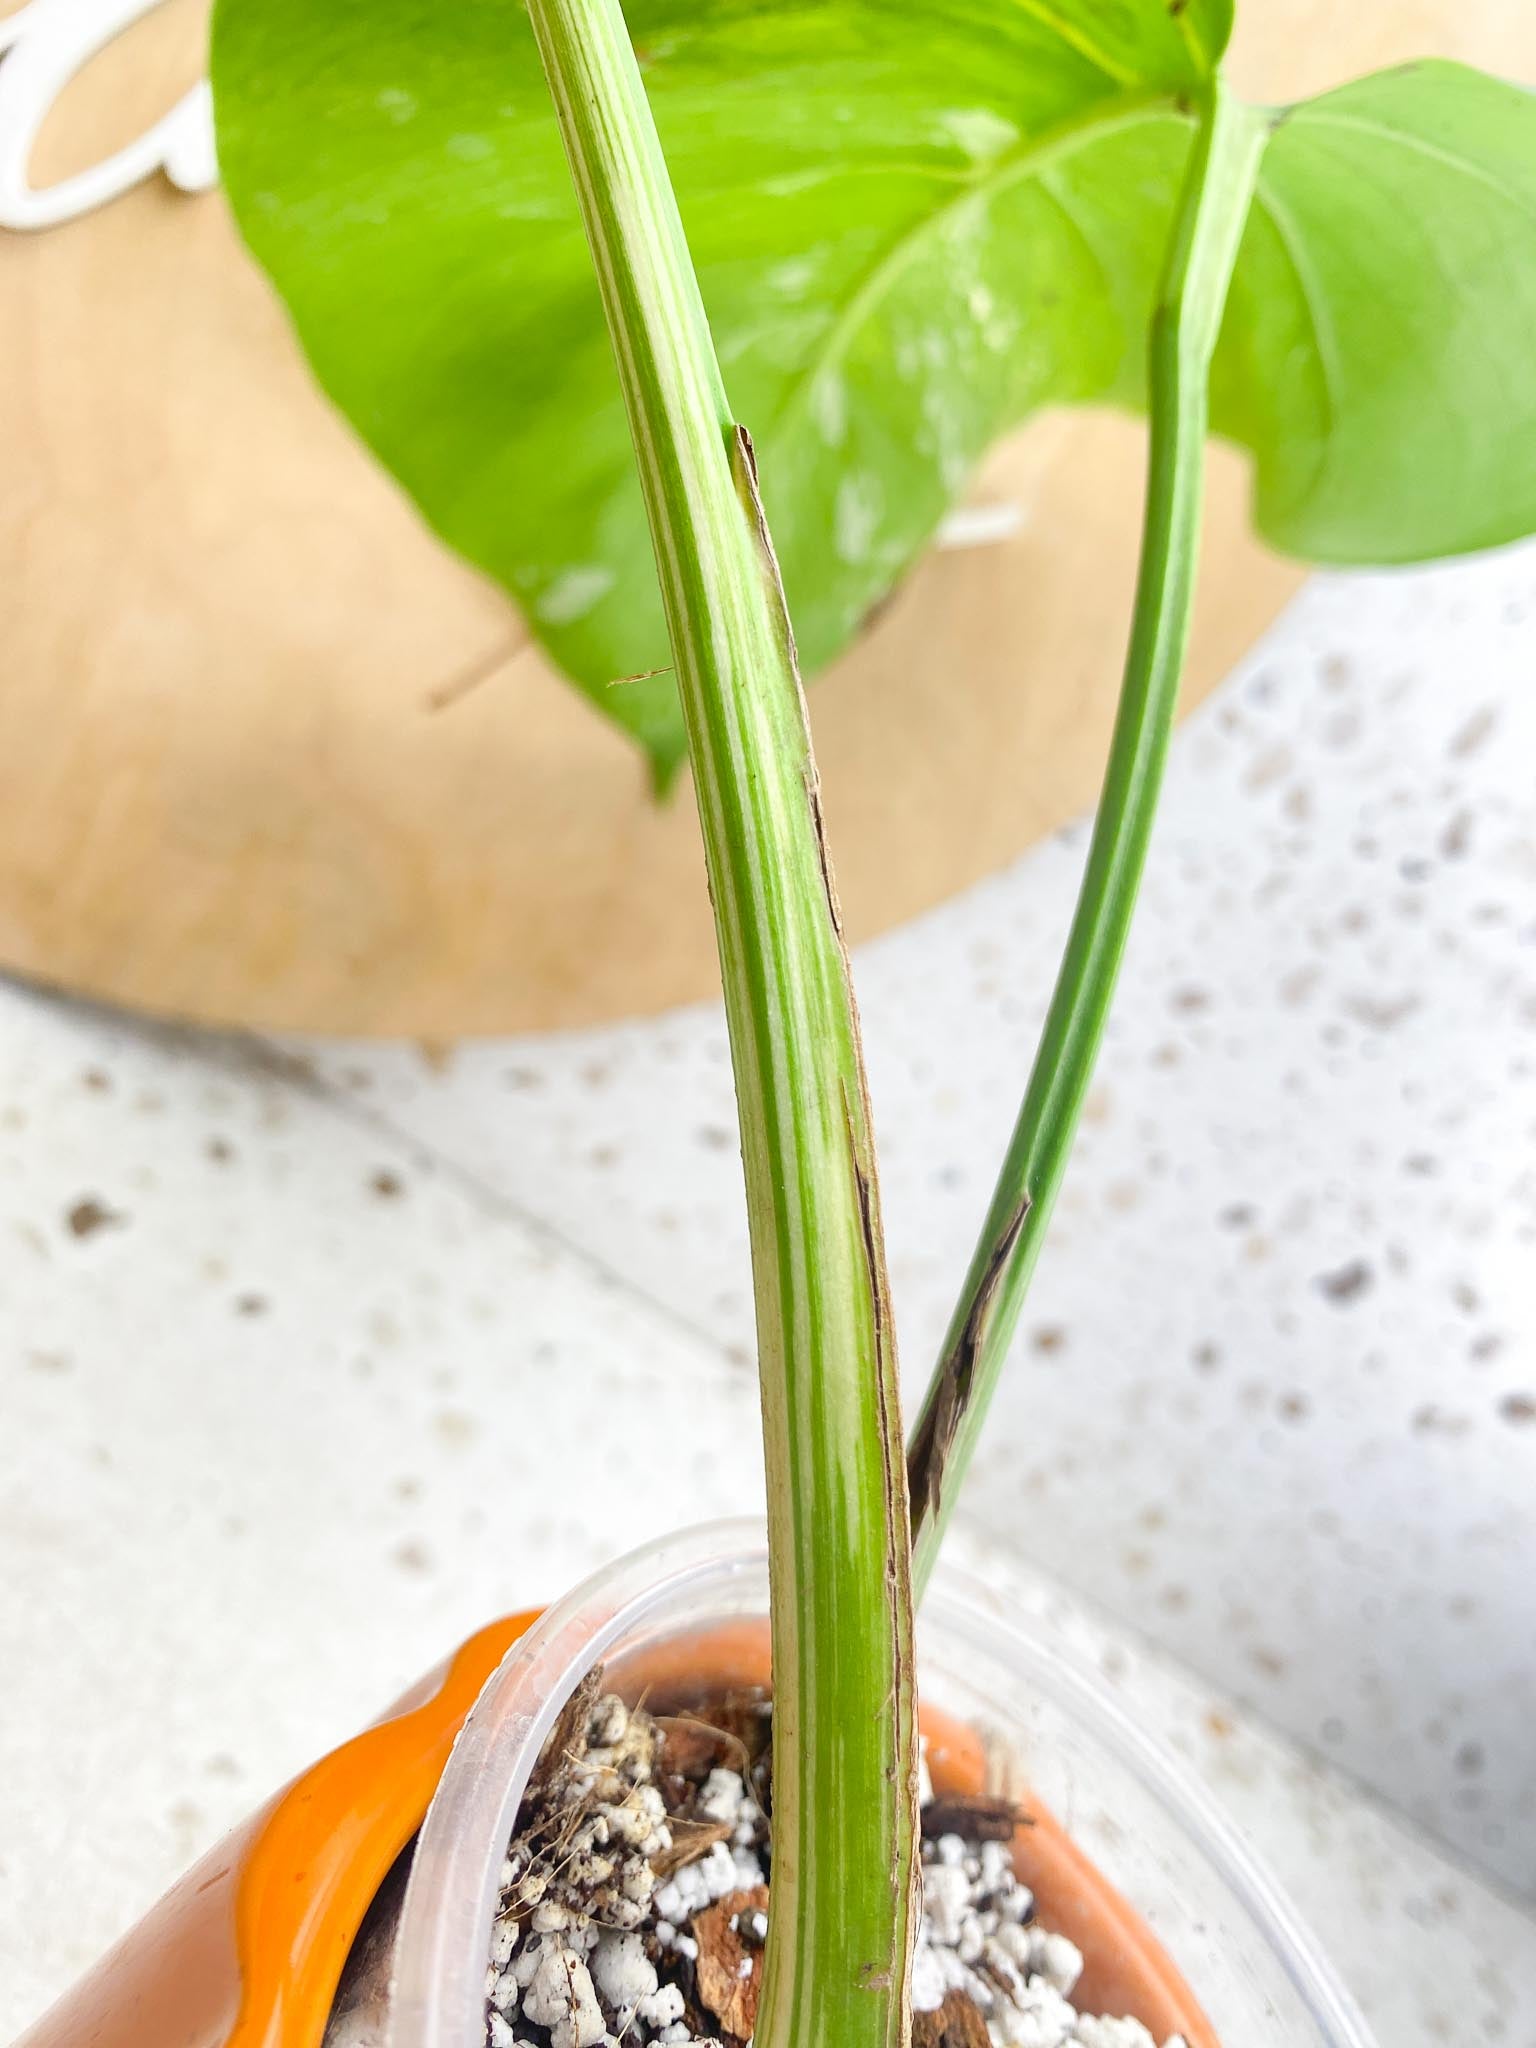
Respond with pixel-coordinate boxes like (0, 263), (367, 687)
(207, 2), (1536, 2043)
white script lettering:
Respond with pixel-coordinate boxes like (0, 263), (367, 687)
(0, 0), (216, 230)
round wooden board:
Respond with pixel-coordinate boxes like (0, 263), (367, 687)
(0, 0), (1526, 1036)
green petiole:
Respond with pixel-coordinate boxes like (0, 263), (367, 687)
(907, 76), (1271, 1592)
(519, 2), (918, 2046)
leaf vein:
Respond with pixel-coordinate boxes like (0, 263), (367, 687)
(1006, 0), (1140, 87)
(1251, 178), (1340, 506)
(769, 97), (1169, 448)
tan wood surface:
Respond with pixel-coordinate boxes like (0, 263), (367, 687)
(0, 1), (1525, 1036)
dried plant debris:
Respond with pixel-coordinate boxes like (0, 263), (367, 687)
(483, 1686), (1189, 2048)
(914, 1989), (993, 2048)
(691, 1885), (769, 2041)
(921, 1792), (1024, 1843)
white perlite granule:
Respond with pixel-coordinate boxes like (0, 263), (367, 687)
(906, 1828), (1189, 2048)
(485, 1690), (730, 2048)
(484, 1693), (1190, 2048)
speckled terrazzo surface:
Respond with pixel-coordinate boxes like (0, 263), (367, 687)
(2, 543), (1534, 2042)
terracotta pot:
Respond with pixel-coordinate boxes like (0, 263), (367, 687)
(1, 3), (1529, 1035)
(17, 1524), (1371, 2048)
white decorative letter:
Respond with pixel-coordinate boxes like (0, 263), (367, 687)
(0, 0), (217, 231)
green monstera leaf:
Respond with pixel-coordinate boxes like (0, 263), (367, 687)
(1216, 65), (1536, 561)
(212, 2), (1536, 779)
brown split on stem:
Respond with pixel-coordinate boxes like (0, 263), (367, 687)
(731, 420), (905, 1574)
(732, 411), (917, 2038)
(906, 1194), (1032, 1539)
(840, 1075), (919, 2025)
(803, 767), (846, 941)
(727, 426), (797, 654)
(727, 422), (849, 944)
(840, 1080), (903, 1610)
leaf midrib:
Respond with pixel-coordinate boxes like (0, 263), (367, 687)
(767, 90), (1179, 452)
(1248, 177), (1341, 513)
